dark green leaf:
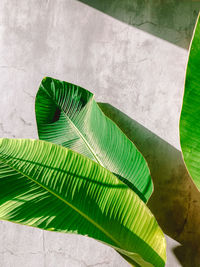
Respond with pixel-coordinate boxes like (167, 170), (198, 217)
(180, 14), (200, 190)
(35, 77), (153, 202)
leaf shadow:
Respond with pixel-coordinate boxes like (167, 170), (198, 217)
(173, 245), (200, 267)
(77, 0), (200, 49)
(98, 102), (200, 265)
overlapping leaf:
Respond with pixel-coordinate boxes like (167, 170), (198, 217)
(35, 77), (153, 202)
(0, 138), (166, 266)
(180, 14), (200, 190)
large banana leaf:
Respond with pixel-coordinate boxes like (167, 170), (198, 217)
(0, 138), (166, 266)
(180, 14), (200, 190)
(35, 77), (153, 203)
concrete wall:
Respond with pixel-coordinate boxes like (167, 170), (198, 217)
(0, 0), (200, 266)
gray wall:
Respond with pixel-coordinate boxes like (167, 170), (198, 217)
(0, 0), (200, 266)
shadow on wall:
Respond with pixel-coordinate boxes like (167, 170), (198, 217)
(78, 0), (200, 49)
(98, 103), (200, 266)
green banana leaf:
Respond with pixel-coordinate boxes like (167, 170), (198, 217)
(35, 77), (153, 203)
(180, 14), (200, 190)
(0, 138), (166, 266)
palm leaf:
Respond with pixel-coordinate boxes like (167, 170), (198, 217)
(0, 138), (166, 266)
(180, 14), (200, 190)
(35, 77), (153, 203)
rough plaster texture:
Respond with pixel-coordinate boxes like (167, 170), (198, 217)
(0, 0), (200, 266)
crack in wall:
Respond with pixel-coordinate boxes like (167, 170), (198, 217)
(19, 117), (32, 126)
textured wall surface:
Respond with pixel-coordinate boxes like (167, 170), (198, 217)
(0, 0), (200, 266)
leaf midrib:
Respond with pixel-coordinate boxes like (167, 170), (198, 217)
(40, 84), (104, 166)
(0, 155), (122, 249)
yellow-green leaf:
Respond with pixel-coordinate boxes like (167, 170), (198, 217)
(0, 138), (166, 266)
